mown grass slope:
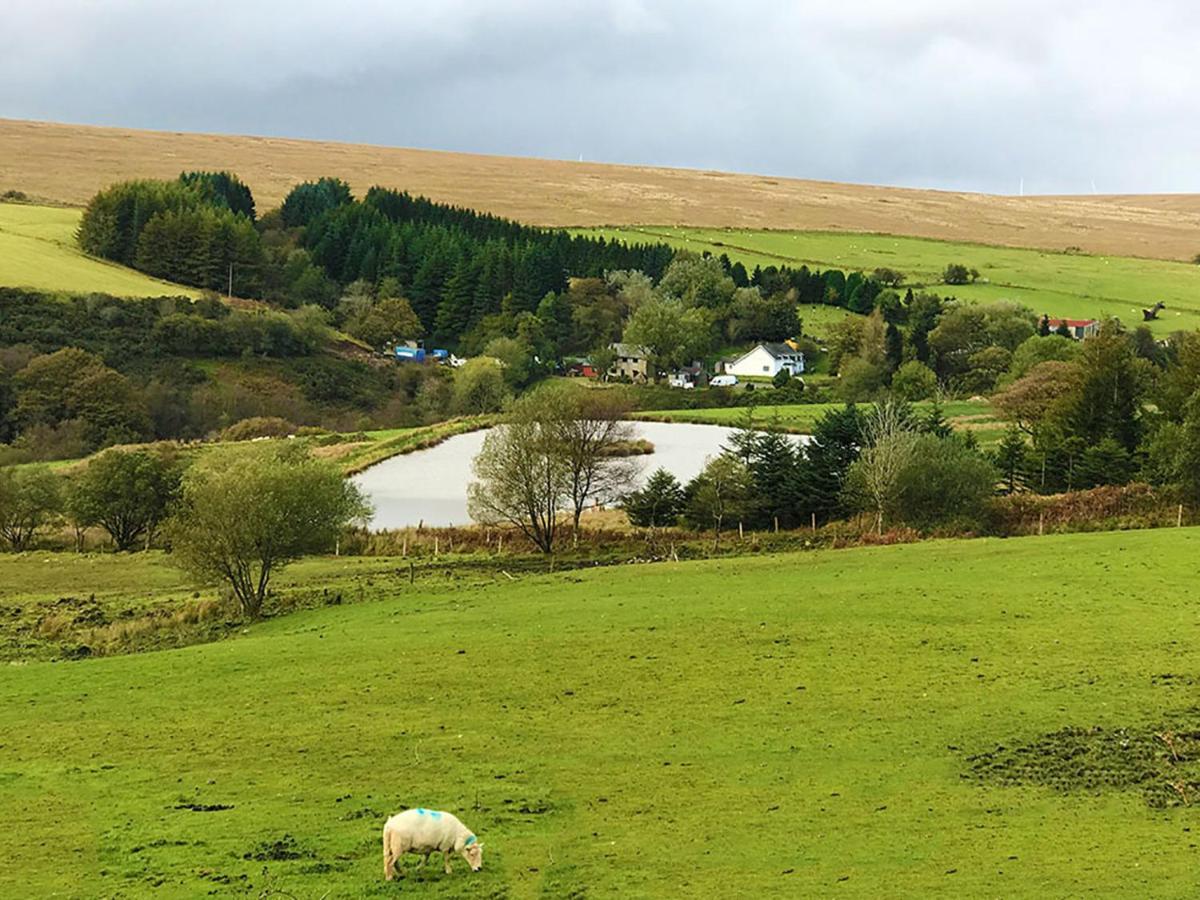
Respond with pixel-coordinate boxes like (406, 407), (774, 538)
(588, 226), (1200, 335)
(0, 202), (199, 297)
(3, 528), (1200, 897)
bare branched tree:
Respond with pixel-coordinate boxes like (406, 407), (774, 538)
(548, 386), (640, 542)
(467, 395), (569, 554)
(857, 399), (918, 534)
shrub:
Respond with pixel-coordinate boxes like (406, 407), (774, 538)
(890, 360), (938, 401)
(943, 263), (971, 285)
(893, 434), (998, 530)
(67, 449), (182, 551)
(220, 417), (297, 441)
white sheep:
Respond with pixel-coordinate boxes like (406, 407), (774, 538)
(382, 807), (483, 880)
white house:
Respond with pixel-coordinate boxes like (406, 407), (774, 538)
(725, 342), (805, 379)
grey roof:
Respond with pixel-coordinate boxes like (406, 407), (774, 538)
(760, 342), (802, 358)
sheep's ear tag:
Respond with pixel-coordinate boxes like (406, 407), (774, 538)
(465, 835), (477, 846)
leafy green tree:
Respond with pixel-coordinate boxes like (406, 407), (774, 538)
(992, 360), (1080, 437)
(0, 467), (61, 551)
(943, 263), (971, 285)
(622, 468), (685, 527)
(891, 435), (998, 530)
(168, 446), (369, 618)
(347, 297), (424, 351)
(1173, 393), (1200, 504)
(684, 454), (754, 549)
(484, 335), (539, 389)
(535, 291), (575, 360)
(623, 298), (713, 382)
(837, 358), (888, 402)
(68, 450), (181, 551)
(1159, 332), (1200, 422)
(452, 359), (510, 414)
(658, 255), (736, 309)
(14, 348), (150, 450)
(891, 360), (938, 401)
(1004, 334), (1080, 383)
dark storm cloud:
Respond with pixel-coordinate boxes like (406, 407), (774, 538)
(3, 0), (1197, 193)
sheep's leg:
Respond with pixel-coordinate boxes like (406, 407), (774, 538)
(443, 849), (452, 874)
(418, 852), (430, 868)
(383, 832), (397, 881)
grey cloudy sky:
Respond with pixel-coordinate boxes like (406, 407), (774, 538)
(3, 0), (1197, 194)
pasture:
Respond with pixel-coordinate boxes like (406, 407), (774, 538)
(3, 528), (1200, 897)
(636, 399), (1004, 443)
(0, 202), (199, 298)
(5, 117), (1200, 260)
(587, 226), (1200, 335)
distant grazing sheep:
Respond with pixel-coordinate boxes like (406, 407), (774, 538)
(383, 807), (483, 879)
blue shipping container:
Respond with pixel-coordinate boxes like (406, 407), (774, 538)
(394, 347), (426, 362)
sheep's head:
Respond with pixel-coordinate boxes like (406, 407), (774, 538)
(461, 839), (483, 871)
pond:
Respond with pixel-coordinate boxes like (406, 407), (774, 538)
(353, 420), (809, 530)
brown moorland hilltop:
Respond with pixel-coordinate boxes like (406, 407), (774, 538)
(3, 117), (1200, 260)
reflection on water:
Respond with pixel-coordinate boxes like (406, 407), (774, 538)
(352, 421), (808, 530)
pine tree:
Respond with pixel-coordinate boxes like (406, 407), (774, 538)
(885, 323), (904, 372)
(994, 426), (1028, 493)
(749, 430), (799, 528)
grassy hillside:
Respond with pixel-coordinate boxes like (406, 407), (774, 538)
(0, 202), (200, 297)
(3, 528), (1200, 896)
(4, 117), (1200, 260)
(588, 226), (1200, 335)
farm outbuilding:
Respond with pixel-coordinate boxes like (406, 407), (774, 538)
(1046, 318), (1099, 340)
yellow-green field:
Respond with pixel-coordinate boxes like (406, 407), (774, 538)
(585, 226), (1200, 335)
(5, 529), (1200, 896)
(0, 202), (198, 297)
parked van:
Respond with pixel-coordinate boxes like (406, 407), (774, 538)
(710, 374), (738, 387)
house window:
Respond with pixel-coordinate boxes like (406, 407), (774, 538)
(762, 365), (769, 372)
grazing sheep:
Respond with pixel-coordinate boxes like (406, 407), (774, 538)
(383, 807), (483, 880)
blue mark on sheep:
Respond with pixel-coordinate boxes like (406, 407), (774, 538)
(416, 808), (426, 816)
(430, 810), (442, 819)
(465, 835), (477, 846)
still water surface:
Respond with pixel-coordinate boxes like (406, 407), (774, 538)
(353, 421), (808, 529)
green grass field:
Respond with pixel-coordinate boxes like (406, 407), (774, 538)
(585, 226), (1200, 336)
(0, 202), (199, 297)
(636, 399), (1004, 442)
(3, 528), (1200, 897)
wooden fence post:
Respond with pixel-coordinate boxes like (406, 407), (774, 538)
(811, 512), (816, 533)
(1179, 504), (1185, 528)
(1038, 512), (1044, 536)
